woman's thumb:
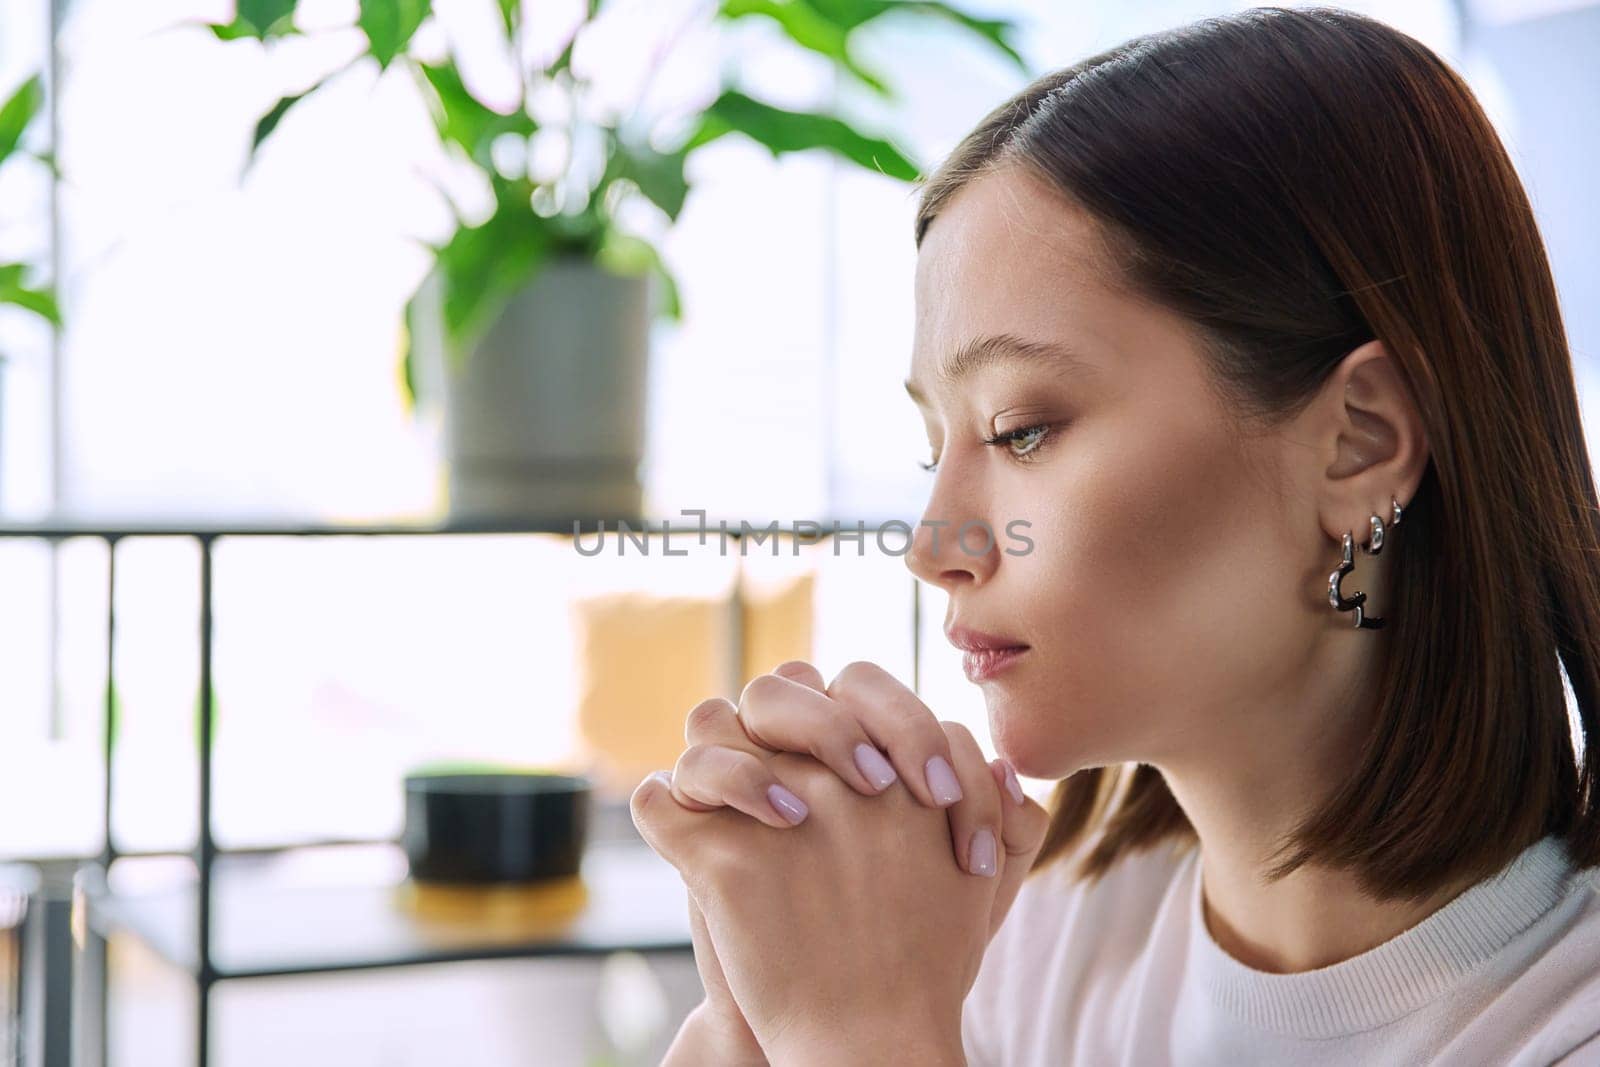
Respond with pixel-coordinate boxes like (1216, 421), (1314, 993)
(987, 758), (1050, 942)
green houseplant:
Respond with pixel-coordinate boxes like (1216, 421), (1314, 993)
(212, 0), (1028, 519)
(0, 74), (56, 324)
(0, 71), (61, 510)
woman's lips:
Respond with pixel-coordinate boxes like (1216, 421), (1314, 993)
(961, 646), (1029, 682)
(946, 625), (1030, 683)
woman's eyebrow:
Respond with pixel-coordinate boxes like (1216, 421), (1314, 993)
(903, 332), (1094, 405)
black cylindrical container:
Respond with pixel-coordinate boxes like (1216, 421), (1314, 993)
(402, 771), (591, 884)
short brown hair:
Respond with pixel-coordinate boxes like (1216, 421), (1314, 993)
(914, 6), (1600, 901)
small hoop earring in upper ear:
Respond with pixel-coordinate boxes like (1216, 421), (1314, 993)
(1362, 512), (1385, 555)
(1328, 494), (1403, 630)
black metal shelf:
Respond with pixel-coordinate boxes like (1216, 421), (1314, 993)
(1, 513), (926, 1066)
(0, 518), (703, 1067)
(0, 515), (891, 540)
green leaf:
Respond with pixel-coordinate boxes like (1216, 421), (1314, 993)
(604, 138), (691, 221)
(239, 0), (296, 29)
(414, 60), (537, 170)
(1, 287), (60, 323)
(208, 21), (257, 41)
(683, 88), (918, 180)
(803, 0), (1027, 71)
(28, 149), (60, 179)
(433, 178), (552, 366)
(898, 2), (1026, 70)
(406, 758), (572, 776)
(194, 682), (222, 751)
(250, 89), (311, 155)
(359, 0), (430, 70)
(0, 264), (60, 325)
(246, 55), (364, 170)
(209, 0), (299, 40)
(400, 306), (420, 410)
(496, 0), (518, 35)
(550, 35), (578, 77)
(597, 231), (682, 322)
(718, 0), (890, 95)
(657, 263), (682, 321)
(105, 679), (122, 753)
(399, 183), (561, 409)
(0, 75), (43, 169)
(548, 0), (602, 74)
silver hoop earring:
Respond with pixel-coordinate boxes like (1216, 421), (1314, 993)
(1328, 495), (1403, 630)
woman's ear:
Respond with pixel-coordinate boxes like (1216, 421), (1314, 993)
(1315, 339), (1430, 539)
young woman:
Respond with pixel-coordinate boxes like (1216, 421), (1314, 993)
(630, 7), (1600, 1064)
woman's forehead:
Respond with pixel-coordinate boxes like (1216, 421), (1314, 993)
(911, 179), (1122, 382)
(908, 173), (1210, 408)
(915, 170), (1119, 333)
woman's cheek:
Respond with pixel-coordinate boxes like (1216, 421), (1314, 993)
(991, 429), (1253, 770)
(983, 509), (1146, 774)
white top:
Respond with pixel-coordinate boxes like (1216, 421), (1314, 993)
(961, 832), (1600, 1065)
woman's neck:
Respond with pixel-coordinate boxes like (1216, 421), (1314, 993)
(1193, 836), (1485, 974)
(1155, 680), (1484, 974)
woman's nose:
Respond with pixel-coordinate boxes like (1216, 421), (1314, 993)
(905, 510), (1000, 589)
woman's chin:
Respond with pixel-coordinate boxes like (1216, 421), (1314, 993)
(988, 718), (1061, 780)
(989, 699), (1106, 782)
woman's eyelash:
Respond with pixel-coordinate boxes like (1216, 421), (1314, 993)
(983, 423), (1054, 457)
(918, 423), (1057, 473)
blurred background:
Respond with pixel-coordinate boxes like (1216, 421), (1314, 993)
(0, 0), (1594, 1064)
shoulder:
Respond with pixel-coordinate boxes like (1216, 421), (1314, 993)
(961, 832), (1194, 1067)
(1472, 863), (1600, 1062)
(1502, 864), (1600, 1065)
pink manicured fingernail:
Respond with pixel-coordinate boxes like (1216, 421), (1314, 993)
(649, 770), (673, 789)
(767, 783), (809, 825)
(969, 828), (997, 877)
(854, 743), (898, 790)
(924, 755), (963, 805)
(1000, 760), (1025, 807)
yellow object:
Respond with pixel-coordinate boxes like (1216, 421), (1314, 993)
(395, 874), (590, 940)
(570, 571), (815, 796)
(740, 569), (816, 688)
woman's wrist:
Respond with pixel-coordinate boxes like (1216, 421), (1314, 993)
(663, 1002), (769, 1066)
(764, 1010), (966, 1067)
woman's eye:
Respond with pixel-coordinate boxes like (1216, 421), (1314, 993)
(918, 423), (1056, 473)
(984, 423), (1053, 460)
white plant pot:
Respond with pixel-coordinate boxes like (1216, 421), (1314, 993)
(423, 255), (653, 524)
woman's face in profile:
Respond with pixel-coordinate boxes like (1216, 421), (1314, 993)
(904, 165), (1322, 780)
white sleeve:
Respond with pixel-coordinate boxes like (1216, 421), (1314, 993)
(1553, 1031), (1600, 1066)
(961, 980), (998, 1067)
(1512, 983), (1600, 1066)
(1549, 991), (1600, 1066)
(961, 876), (1033, 1067)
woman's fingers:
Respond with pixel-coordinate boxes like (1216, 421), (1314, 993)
(825, 661), (963, 809)
(668, 658), (982, 843)
(668, 743), (812, 829)
(678, 696), (806, 824)
(733, 670), (904, 798)
(684, 696), (764, 754)
(937, 720), (1006, 878)
(768, 659), (826, 691)
(741, 659), (966, 811)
